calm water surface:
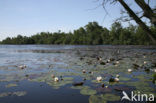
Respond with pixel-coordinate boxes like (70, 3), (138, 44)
(0, 45), (156, 103)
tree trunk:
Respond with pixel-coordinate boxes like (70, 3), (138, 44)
(118, 0), (156, 44)
(135, 0), (156, 27)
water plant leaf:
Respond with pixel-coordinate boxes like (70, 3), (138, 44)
(0, 91), (26, 98)
(5, 83), (18, 88)
(89, 95), (107, 103)
(89, 94), (120, 103)
(80, 88), (97, 96)
(71, 85), (90, 90)
(13, 91), (27, 96)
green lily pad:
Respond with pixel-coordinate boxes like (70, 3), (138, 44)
(89, 94), (120, 103)
(119, 77), (131, 81)
(0, 91), (27, 98)
(91, 80), (101, 83)
(63, 77), (74, 81)
(125, 81), (155, 92)
(13, 91), (27, 96)
(5, 83), (18, 88)
(71, 85), (90, 90)
(0, 92), (11, 98)
(89, 95), (107, 103)
(80, 88), (97, 95)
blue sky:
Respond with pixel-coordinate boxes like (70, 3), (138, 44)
(0, 0), (155, 41)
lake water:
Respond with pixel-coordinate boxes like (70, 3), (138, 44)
(0, 45), (156, 103)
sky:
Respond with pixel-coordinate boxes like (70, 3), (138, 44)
(0, 0), (155, 41)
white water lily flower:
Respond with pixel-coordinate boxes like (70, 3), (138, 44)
(96, 76), (102, 81)
(107, 59), (110, 63)
(18, 65), (24, 69)
(18, 65), (26, 69)
(144, 61), (147, 64)
(114, 78), (119, 82)
(54, 77), (59, 82)
(116, 61), (119, 64)
(82, 70), (86, 73)
(18, 66), (23, 69)
(105, 86), (108, 88)
(128, 69), (132, 73)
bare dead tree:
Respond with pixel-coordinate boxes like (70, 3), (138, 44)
(98, 0), (156, 44)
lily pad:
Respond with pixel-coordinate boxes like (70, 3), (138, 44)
(71, 85), (90, 90)
(119, 77), (131, 81)
(80, 88), (97, 95)
(13, 91), (27, 96)
(0, 92), (11, 98)
(0, 91), (26, 98)
(5, 83), (18, 88)
(63, 77), (74, 81)
(89, 95), (107, 103)
(89, 94), (120, 103)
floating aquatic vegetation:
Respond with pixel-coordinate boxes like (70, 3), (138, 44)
(47, 77), (73, 89)
(119, 77), (131, 81)
(89, 95), (107, 103)
(71, 85), (90, 90)
(0, 45), (156, 103)
(0, 91), (26, 98)
(89, 94), (120, 103)
(91, 80), (102, 84)
(13, 91), (27, 96)
(80, 88), (97, 95)
(0, 92), (11, 98)
(96, 87), (112, 93)
(91, 79), (122, 86)
(29, 73), (74, 89)
(5, 83), (18, 88)
(113, 85), (132, 91)
(63, 77), (74, 81)
(125, 81), (155, 93)
(0, 74), (26, 82)
(30, 76), (47, 82)
(152, 73), (156, 83)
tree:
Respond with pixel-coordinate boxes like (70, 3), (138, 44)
(99, 0), (156, 44)
(101, 27), (110, 44)
(109, 22), (123, 44)
(1, 21), (155, 45)
(134, 0), (156, 26)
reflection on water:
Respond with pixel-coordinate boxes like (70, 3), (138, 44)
(0, 45), (156, 103)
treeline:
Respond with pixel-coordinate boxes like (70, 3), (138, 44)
(0, 22), (156, 45)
